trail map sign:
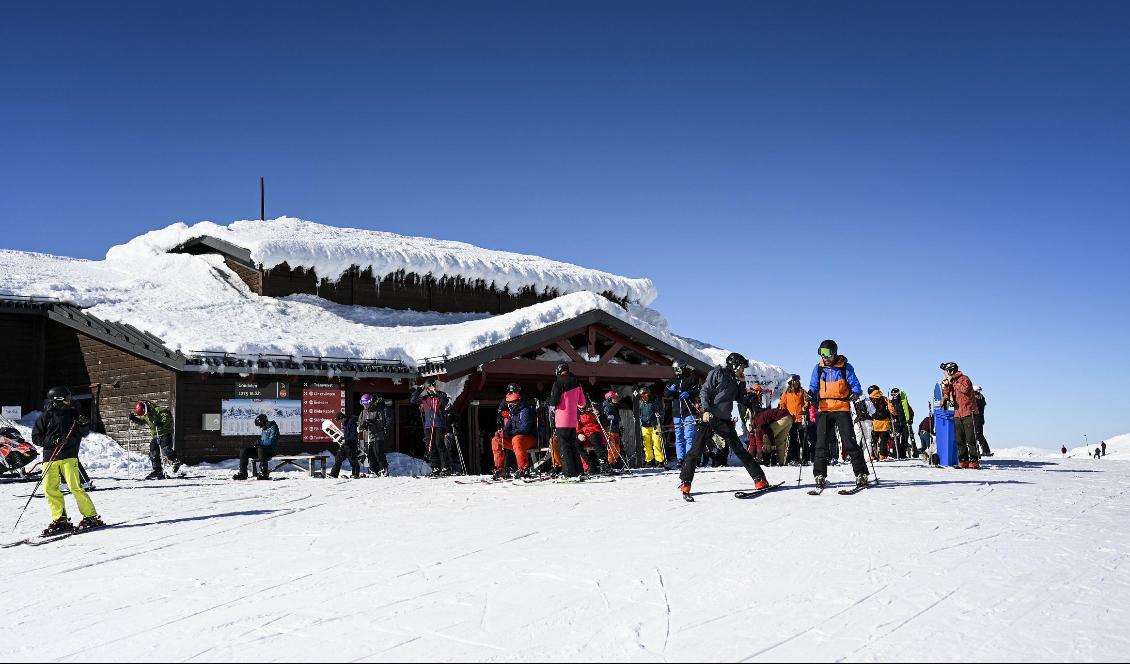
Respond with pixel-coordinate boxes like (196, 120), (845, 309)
(302, 388), (344, 443)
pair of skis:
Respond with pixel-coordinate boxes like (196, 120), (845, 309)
(3, 521), (120, 548)
(806, 482), (869, 496)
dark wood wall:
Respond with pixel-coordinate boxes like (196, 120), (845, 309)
(42, 322), (176, 454)
(233, 261), (623, 314)
(0, 313), (45, 413)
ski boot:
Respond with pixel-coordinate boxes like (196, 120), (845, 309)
(855, 474), (869, 489)
(753, 477), (771, 491)
(429, 468), (443, 478)
(255, 472), (271, 481)
(42, 517), (74, 537)
(81, 479), (97, 492)
(514, 467), (532, 480)
(143, 470), (166, 480)
(491, 468), (511, 481)
(77, 515), (106, 531)
(232, 472), (248, 480)
(814, 475), (827, 490)
(968, 460), (981, 470)
(958, 461), (969, 469)
(171, 461), (183, 475)
(679, 481), (694, 502)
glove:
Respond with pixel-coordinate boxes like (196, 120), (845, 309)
(666, 384), (677, 394)
(850, 393), (862, 403)
(713, 434), (727, 449)
(702, 411), (712, 422)
(680, 391), (690, 400)
(578, 433), (586, 442)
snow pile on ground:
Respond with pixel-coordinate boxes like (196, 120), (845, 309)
(2, 457), (1127, 661)
(197, 451), (430, 477)
(0, 249), (736, 370)
(11, 411), (156, 475)
(108, 217), (658, 305)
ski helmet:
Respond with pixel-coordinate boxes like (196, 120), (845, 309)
(556, 362), (571, 376)
(973, 385), (982, 393)
(890, 387), (901, 398)
(134, 402), (149, 417)
(940, 361), (959, 374)
(639, 385), (651, 395)
(867, 385), (880, 394)
(505, 392), (521, 403)
(725, 352), (749, 374)
(254, 414), (268, 428)
(672, 361), (685, 375)
(46, 386), (71, 402)
(506, 382), (522, 395)
(359, 393), (373, 406)
(604, 390), (618, 401)
(818, 340), (838, 359)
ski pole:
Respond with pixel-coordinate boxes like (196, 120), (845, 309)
(855, 411), (880, 483)
(452, 424), (468, 475)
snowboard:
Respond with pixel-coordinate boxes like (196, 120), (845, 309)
(321, 419), (346, 445)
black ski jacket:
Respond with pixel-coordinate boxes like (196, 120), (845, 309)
(665, 375), (700, 418)
(699, 365), (744, 421)
(357, 402), (392, 442)
(32, 404), (88, 461)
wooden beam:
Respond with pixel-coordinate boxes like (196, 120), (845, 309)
(592, 325), (669, 365)
(555, 338), (584, 363)
(598, 341), (623, 365)
(482, 358), (674, 381)
(587, 326), (597, 358)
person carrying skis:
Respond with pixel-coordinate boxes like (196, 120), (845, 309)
(130, 400), (180, 480)
(665, 361), (699, 467)
(549, 363), (597, 479)
(751, 407), (794, 466)
(411, 379), (453, 477)
(32, 386), (104, 536)
(678, 353), (770, 501)
(601, 390), (624, 467)
(233, 414), (278, 480)
(357, 394), (391, 476)
(329, 410), (361, 479)
(866, 386), (895, 461)
(940, 362), (980, 468)
(888, 388), (915, 458)
(636, 385), (666, 467)
(779, 375), (807, 463)
(972, 386), (993, 457)
(809, 340), (870, 490)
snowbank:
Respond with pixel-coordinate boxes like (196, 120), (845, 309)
(108, 217), (658, 305)
(12, 412), (153, 475)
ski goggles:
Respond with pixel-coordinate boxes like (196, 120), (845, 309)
(819, 347), (835, 359)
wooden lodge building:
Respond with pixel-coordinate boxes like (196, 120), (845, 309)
(0, 233), (716, 473)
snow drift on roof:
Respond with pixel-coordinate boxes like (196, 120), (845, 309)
(107, 217), (658, 305)
(0, 249), (708, 368)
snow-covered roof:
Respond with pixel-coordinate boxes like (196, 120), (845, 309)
(107, 217), (658, 305)
(0, 248), (709, 370)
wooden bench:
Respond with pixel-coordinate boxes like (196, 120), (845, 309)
(253, 455), (329, 478)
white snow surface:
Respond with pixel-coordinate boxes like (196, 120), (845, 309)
(0, 249), (724, 369)
(2, 452), (1128, 662)
(108, 217), (658, 305)
(0, 252), (655, 364)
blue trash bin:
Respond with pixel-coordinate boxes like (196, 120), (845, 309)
(934, 408), (957, 467)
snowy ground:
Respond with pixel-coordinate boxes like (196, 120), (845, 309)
(1, 450), (1128, 662)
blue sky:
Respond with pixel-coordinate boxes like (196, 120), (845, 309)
(2, 1), (1127, 448)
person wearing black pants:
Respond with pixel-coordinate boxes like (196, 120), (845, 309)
(549, 363), (593, 479)
(329, 411), (361, 478)
(808, 340), (869, 489)
(357, 394), (391, 476)
(233, 414), (279, 480)
(678, 353), (769, 500)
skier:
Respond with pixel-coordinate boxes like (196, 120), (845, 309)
(778, 375), (807, 463)
(493, 390), (538, 479)
(888, 388), (915, 458)
(1102, 441), (1107, 457)
(549, 363), (596, 479)
(411, 379), (453, 477)
(866, 386), (895, 461)
(972, 386), (993, 457)
(577, 401), (611, 473)
(328, 410), (361, 479)
(233, 414), (278, 480)
(940, 362), (980, 469)
(1094, 448), (1101, 460)
(1061, 444), (1067, 457)
(665, 361), (699, 467)
(751, 406), (794, 466)
(32, 386), (104, 536)
(637, 385), (666, 468)
(130, 400), (180, 480)
(809, 340), (869, 491)
(678, 353), (770, 501)
(357, 394), (391, 476)
(601, 390), (624, 468)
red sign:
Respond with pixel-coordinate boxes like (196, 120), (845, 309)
(302, 388), (345, 444)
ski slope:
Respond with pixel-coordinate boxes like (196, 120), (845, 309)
(1, 452), (1127, 662)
